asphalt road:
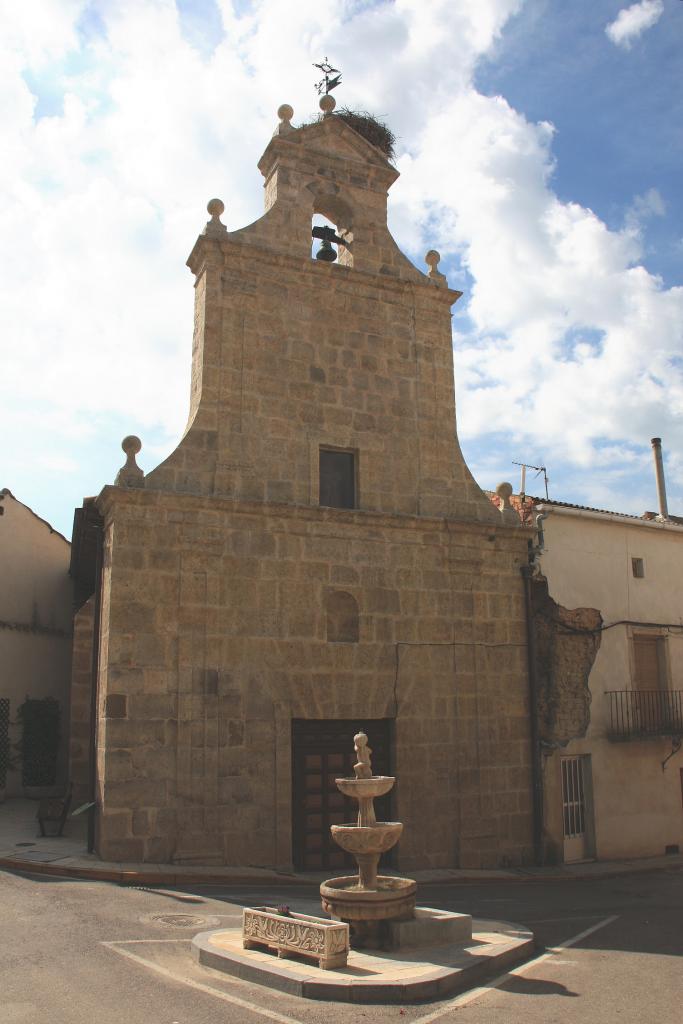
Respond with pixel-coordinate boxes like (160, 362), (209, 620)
(2, 867), (682, 1024)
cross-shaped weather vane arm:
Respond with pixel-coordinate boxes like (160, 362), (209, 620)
(313, 57), (342, 96)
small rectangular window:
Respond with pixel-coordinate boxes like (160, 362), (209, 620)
(319, 449), (356, 509)
(632, 557), (645, 578)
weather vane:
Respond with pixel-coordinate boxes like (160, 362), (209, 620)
(313, 58), (342, 96)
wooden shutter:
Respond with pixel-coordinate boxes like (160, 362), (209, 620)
(633, 636), (662, 691)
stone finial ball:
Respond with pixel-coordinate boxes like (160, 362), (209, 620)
(206, 198), (225, 217)
(496, 482), (513, 499)
(425, 249), (441, 268)
(122, 435), (142, 456)
(319, 94), (336, 114)
(277, 103), (294, 122)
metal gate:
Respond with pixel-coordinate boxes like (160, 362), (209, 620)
(561, 755), (593, 862)
(292, 719), (393, 871)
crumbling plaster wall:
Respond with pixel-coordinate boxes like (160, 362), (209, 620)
(531, 575), (602, 749)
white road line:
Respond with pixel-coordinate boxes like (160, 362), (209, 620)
(102, 938), (189, 944)
(544, 915), (619, 953)
(102, 941), (304, 1024)
(411, 914), (620, 1024)
(522, 914), (605, 924)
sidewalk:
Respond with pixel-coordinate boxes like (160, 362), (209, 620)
(1, 797), (682, 887)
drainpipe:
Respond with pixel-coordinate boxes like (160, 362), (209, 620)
(520, 563), (544, 866)
(651, 437), (669, 521)
(529, 512), (548, 571)
(87, 520), (104, 854)
(534, 512), (547, 553)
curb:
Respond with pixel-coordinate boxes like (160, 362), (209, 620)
(0, 856), (308, 886)
(1, 853), (681, 887)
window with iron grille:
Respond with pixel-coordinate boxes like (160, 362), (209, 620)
(561, 756), (586, 838)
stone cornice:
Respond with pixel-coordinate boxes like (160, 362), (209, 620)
(186, 233), (462, 307)
(96, 485), (528, 546)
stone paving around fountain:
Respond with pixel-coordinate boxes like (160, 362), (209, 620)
(192, 919), (534, 1002)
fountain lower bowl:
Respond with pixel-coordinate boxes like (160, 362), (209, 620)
(320, 874), (417, 922)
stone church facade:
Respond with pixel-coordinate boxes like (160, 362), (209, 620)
(73, 104), (534, 870)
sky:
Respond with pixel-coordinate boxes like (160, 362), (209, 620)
(1, 0), (682, 538)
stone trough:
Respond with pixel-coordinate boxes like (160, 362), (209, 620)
(242, 907), (348, 971)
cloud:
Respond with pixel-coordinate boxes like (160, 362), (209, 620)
(389, 83), (683, 486)
(0, 0), (526, 484)
(0, 0), (681, 532)
(605, 0), (664, 50)
(0, 0), (86, 67)
(624, 187), (665, 233)
(627, 187), (666, 220)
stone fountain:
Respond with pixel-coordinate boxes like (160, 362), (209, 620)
(191, 729), (535, 1000)
(319, 732), (417, 948)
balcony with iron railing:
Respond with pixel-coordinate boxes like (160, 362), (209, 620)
(607, 689), (683, 741)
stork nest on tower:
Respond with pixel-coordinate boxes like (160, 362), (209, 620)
(308, 107), (396, 161)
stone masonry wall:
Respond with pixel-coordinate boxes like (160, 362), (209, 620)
(145, 119), (498, 526)
(94, 487), (532, 870)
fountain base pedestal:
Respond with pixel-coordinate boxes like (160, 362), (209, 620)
(320, 875), (417, 948)
(386, 907), (473, 951)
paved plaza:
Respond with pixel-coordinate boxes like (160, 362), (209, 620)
(2, 851), (681, 1024)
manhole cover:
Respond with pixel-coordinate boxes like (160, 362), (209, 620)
(154, 914), (206, 927)
(142, 913), (221, 928)
(16, 842), (36, 848)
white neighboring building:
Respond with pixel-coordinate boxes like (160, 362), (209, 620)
(0, 489), (73, 796)
(530, 497), (683, 863)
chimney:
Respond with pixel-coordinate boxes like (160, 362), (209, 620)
(650, 437), (669, 520)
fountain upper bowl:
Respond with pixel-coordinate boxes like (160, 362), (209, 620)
(335, 776), (395, 799)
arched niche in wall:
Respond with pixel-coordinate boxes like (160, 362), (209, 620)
(326, 589), (359, 643)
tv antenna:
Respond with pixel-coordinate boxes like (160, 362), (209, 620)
(512, 460), (549, 500)
(313, 58), (342, 96)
